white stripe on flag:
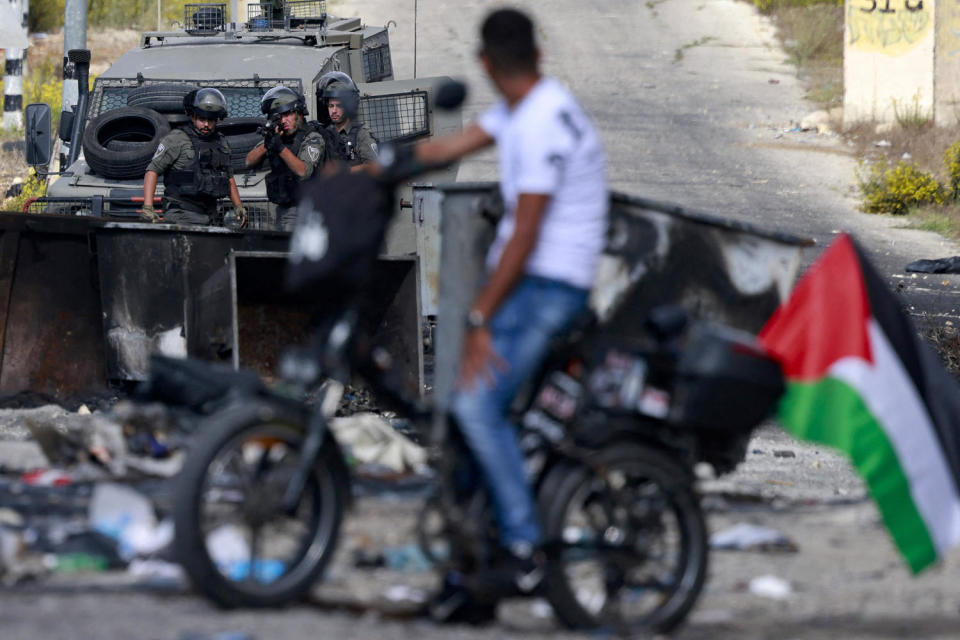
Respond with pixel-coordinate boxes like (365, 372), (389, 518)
(831, 320), (960, 555)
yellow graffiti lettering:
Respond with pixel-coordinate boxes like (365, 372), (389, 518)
(847, 2), (932, 55)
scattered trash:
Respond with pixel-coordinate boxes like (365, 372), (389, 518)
(768, 78), (779, 84)
(180, 632), (254, 640)
(875, 139), (892, 147)
(381, 584), (428, 603)
(530, 598), (553, 619)
(353, 543), (433, 572)
(906, 256), (960, 274)
(710, 523), (799, 552)
(773, 449), (796, 458)
(89, 483), (162, 560)
(206, 525), (285, 584)
(331, 413), (427, 473)
(21, 469), (73, 486)
(128, 558), (187, 587)
(902, 152), (912, 160)
(748, 574), (792, 600)
(46, 551), (109, 572)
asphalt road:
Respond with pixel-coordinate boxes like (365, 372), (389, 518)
(4, 1), (960, 639)
(355, 0), (960, 329)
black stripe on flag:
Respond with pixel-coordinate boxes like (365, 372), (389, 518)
(853, 238), (960, 494)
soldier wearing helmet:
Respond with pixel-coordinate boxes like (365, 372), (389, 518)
(143, 88), (246, 226)
(318, 72), (378, 170)
(245, 86), (326, 231)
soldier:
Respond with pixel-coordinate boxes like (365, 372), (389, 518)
(142, 88), (246, 226)
(318, 72), (378, 170)
(245, 86), (326, 231)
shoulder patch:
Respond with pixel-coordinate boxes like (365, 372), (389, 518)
(307, 145), (320, 163)
(153, 143), (166, 159)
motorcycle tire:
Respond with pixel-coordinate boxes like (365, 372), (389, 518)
(127, 83), (196, 113)
(82, 107), (170, 180)
(173, 400), (349, 608)
(538, 442), (707, 634)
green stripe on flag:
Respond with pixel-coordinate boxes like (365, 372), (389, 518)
(779, 377), (937, 573)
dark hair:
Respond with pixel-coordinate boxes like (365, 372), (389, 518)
(479, 8), (537, 74)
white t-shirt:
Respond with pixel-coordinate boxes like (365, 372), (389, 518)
(478, 77), (608, 290)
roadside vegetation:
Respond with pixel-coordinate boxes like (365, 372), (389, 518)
(755, 0), (960, 241)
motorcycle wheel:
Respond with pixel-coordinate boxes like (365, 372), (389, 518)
(173, 401), (347, 608)
(539, 442), (707, 634)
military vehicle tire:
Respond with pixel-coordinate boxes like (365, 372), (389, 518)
(127, 83), (196, 113)
(83, 107), (171, 180)
(165, 113), (191, 128)
(218, 117), (265, 172)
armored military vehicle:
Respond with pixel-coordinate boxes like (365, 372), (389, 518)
(12, 1), (460, 399)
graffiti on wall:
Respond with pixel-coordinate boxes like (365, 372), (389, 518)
(940, 1), (960, 59)
(847, 0), (931, 55)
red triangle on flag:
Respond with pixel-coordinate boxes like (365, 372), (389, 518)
(759, 233), (873, 380)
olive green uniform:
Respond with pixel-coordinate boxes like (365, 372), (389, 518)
(147, 128), (234, 225)
(334, 121), (378, 165)
(249, 127), (325, 231)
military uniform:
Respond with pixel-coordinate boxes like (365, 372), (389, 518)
(332, 121), (378, 166)
(252, 126), (325, 231)
(147, 127), (233, 225)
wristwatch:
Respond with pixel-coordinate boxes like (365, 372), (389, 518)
(466, 309), (486, 330)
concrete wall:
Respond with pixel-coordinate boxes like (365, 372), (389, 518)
(935, 0), (960, 125)
(844, 0), (935, 126)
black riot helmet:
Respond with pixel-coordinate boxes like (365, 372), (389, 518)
(184, 88), (228, 120)
(317, 72), (360, 126)
(260, 86), (307, 118)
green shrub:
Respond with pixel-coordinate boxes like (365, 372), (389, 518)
(29, 0), (65, 32)
(2, 170), (47, 212)
(945, 141), (960, 200)
(859, 158), (945, 215)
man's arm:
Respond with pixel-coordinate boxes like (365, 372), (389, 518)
(414, 124), (494, 165)
(459, 193), (550, 386)
(245, 142), (266, 169)
(143, 170), (159, 208)
(228, 177), (242, 208)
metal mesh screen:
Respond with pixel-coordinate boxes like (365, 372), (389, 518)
(220, 200), (275, 231)
(24, 198), (102, 216)
(247, 3), (282, 30)
(92, 78), (302, 118)
(362, 45), (392, 83)
(285, 0), (324, 19)
(184, 3), (227, 32)
(359, 91), (429, 144)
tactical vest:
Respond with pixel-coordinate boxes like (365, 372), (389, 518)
(329, 123), (374, 166)
(265, 128), (309, 207)
(163, 127), (231, 213)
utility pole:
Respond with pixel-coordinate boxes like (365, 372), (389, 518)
(59, 0), (87, 169)
(2, 0), (27, 129)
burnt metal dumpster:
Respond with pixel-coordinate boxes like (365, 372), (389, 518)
(427, 184), (813, 413)
(0, 211), (422, 400)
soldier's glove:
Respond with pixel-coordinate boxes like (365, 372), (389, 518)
(235, 205), (248, 229)
(140, 203), (160, 223)
(265, 131), (285, 156)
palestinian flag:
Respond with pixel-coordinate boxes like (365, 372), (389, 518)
(758, 233), (960, 573)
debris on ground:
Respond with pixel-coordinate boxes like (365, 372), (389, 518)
(905, 256), (960, 274)
(710, 522), (799, 552)
(331, 413), (427, 473)
(748, 574), (792, 600)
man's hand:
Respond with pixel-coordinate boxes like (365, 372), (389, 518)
(457, 326), (508, 390)
(140, 203), (160, 223)
(265, 130), (285, 155)
(235, 205), (248, 229)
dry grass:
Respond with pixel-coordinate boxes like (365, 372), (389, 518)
(767, 4), (844, 108)
(926, 326), (960, 380)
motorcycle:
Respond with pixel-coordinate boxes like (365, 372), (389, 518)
(161, 82), (786, 633)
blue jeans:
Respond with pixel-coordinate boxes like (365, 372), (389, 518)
(450, 275), (589, 549)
